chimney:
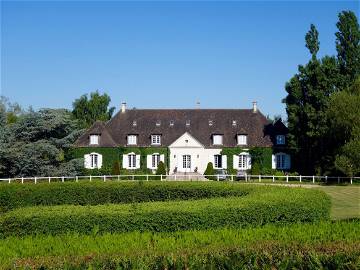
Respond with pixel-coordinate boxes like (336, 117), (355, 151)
(121, 102), (127, 113)
(196, 101), (200, 109)
(252, 101), (257, 113)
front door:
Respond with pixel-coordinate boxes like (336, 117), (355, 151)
(182, 155), (191, 172)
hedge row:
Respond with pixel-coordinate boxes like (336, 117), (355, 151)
(1, 220), (358, 269)
(0, 187), (331, 237)
(0, 182), (252, 213)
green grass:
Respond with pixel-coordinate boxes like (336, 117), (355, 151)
(0, 220), (358, 269)
(315, 186), (360, 220)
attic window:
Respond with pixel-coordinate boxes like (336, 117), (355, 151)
(89, 135), (99, 145)
(209, 120), (213, 126)
(156, 120), (161, 127)
(132, 121), (137, 126)
(232, 120), (237, 126)
(169, 120), (174, 126)
(186, 120), (190, 126)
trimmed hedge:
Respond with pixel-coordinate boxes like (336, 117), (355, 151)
(0, 182), (252, 213)
(0, 187), (331, 237)
(1, 221), (358, 269)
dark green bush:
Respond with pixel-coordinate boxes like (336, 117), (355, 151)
(204, 162), (215, 180)
(0, 182), (252, 213)
(111, 161), (121, 175)
(0, 187), (331, 237)
(155, 161), (166, 176)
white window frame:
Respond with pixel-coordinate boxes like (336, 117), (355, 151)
(276, 135), (285, 145)
(128, 153), (137, 168)
(209, 120), (213, 126)
(127, 135), (137, 145)
(89, 135), (99, 145)
(276, 153), (288, 169)
(232, 120), (237, 126)
(213, 135), (223, 145)
(151, 135), (161, 145)
(90, 153), (99, 168)
(238, 153), (250, 170)
(152, 154), (160, 168)
(186, 120), (190, 126)
(214, 155), (222, 169)
(237, 135), (247, 145)
(183, 155), (191, 169)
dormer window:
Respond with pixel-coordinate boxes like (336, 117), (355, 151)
(89, 135), (99, 145)
(186, 120), (190, 126)
(132, 120), (137, 126)
(209, 120), (213, 126)
(232, 120), (237, 126)
(156, 120), (161, 127)
(237, 135), (247, 145)
(170, 120), (174, 126)
(213, 135), (223, 145)
(127, 135), (137, 145)
(151, 135), (161, 145)
(276, 135), (285, 145)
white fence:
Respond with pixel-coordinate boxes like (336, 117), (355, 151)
(0, 174), (359, 184)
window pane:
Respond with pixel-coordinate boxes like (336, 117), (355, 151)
(213, 135), (223, 145)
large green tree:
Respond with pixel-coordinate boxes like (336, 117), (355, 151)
(72, 91), (115, 128)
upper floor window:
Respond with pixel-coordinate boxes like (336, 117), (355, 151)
(213, 135), (223, 145)
(127, 135), (137, 145)
(232, 120), (237, 126)
(89, 135), (99, 145)
(151, 135), (161, 145)
(156, 120), (161, 127)
(132, 120), (137, 126)
(186, 120), (191, 126)
(170, 120), (174, 126)
(237, 135), (247, 145)
(209, 120), (213, 126)
(276, 135), (285, 145)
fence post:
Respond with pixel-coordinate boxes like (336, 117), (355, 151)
(8, 178), (11, 184)
(217, 175), (219, 181)
(272, 175), (275, 182)
(117, 175), (120, 181)
(35, 177), (37, 184)
(231, 175), (234, 181)
(286, 175), (289, 182)
(350, 177), (353, 185)
(259, 175), (261, 182)
(62, 176), (64, 183)
(90, 175), (92, 182)
(146, 175), (149, 181)
(299, 175), (302, 183)
(103, 175), (106, 182)
(76, 176), (78, 182)
(160, 175), (163, 181)
(325, 176), (328, 183)
(312, 176), (315, 183)
(21, 177), (24, 184)
(48, 177), (51, 183)
(245, 173), (247, 182)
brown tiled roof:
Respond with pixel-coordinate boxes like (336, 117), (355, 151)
(75, 109), (277, 148)
(75, 121), (117, 147)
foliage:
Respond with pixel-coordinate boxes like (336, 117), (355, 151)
(0, 182), (252, 213)
(72, 91), (115, 128)
(0, 220), (358, 269)
(0, 108), (83, 178)
(111, 160), (121, 175)
(0, 186), (330, 237)
(155, 161), (166, 177)
(204, 162), (215, 180)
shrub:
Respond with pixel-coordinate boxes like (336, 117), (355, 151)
(155, 161), (166, 179)
(0, 182), (252, 213)
(111, 161), (120, 175)
(204, 162), (215, 180)
(0, 187), (331, 237)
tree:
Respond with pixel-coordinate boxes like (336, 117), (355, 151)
(72, 91), (115, 128)
(336, 11), (360, 88)
(155, 161), (167, 177)
(305, 24), (320, 60)
(204, 162), (215, 180)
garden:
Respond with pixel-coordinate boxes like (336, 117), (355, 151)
(0, 181), (358, 269)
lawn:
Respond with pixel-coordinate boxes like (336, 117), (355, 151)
(315, 185), (360, 220)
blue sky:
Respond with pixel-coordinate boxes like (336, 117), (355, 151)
(1, 1), (359, 119)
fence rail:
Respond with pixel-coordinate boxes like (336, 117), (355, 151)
(0, 174), (359, 184)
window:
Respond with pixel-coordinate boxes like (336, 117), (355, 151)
(237, 135), (247, 145)
(232, 120), (237, 126)
(127, 135), (137, 145)
(209, 120), (213, 126)
(186, 120), (190, 126)
(151, 135), (161, 145)
(89, 135), (99, 145)
(128, 154), (136, 168)
(90, 154), (98, 168)
(183, 155), (191, 169)
(170, 120), (174, 126)
(276, 135), (285, 145)
(275, 153), (289, 169)
(239, 154), (249, 170)
(214, 155), (222, 169)
(152, 154), (160, 168)
(132, 121), (137, 126)
(156, 120), (161, 126)
(213, 135), (223, 145)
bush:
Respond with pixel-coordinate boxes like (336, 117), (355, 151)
(111, 161), (120, 175)
(0, 187), (331, 237)
(204, 162), (215, 180)
(155, 161), (166, 180)
(0, 182), (252, 213)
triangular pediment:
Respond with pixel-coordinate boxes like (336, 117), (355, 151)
(169, 132), (204, 148)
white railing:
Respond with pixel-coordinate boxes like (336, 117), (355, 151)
(0, 174), (359, 184)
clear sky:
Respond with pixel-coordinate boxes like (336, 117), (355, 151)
(1, 1), (359, 119)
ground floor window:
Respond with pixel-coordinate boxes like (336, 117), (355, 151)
(183, 155), (191, 169)
(276, 153), (289, 169)
(90, 154), (98, 168)
(152, 154), (160, 168)
(128, 154), (136, 168)
(239, 154), (249, 170)
(214, 154), (222, 168)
